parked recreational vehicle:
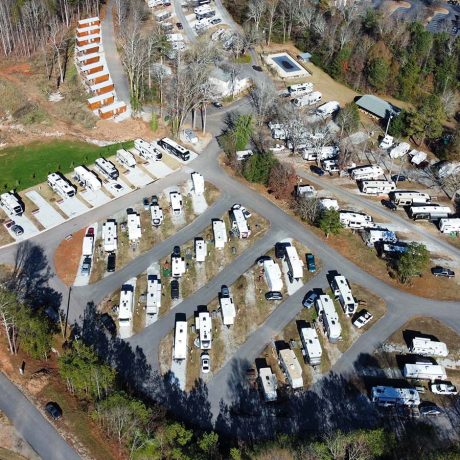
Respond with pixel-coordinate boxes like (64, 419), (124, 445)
(82, 233), (94, 256)
(410, 337), (448, 357)
(360, 180), (396, 195)
(158, 137), (191, 161)
(439, 218), (460, 234)
(292, 91), (322, 107)
(403, 363), (447, 382)
(230, 208), (250, 238)
(127, 210), (142, 242)
(320, 198), (339, 211)
(315, 294), (341, 343)
(389, 142), (411, 159)
(102, 219), (117, 252)
(351, 165), (384, 181)
(300, 326), (322, 366)
(118, 283), (134, 339)
(212, 219), (228, 249)
(219, 295), (236, 326)
(410, 150), (427, 166)
(284, 244), (304, 281)
(95, 157), (119, 180)
(321, 158), (339, 173)
(263, 258), (283, 292)
(197, 311), (212, 349)
(150, 203), (164, 227)
(146, 274), (161, 323)
(191, 172), (205, 195)
(409, 205), (451, 221)
(363, 228), (397, 246)
(236, 150), (253, 161)
(134, 139), (162, 161)
(302, 146), (338, 161)
(339, 211), (373, 229)
(173, 319), (187, 361)
(171, 254), (186, 278)
(287, 82), (313, 97)
(259, 367), (278, 401)
(316, 101), (340, 118)
(116, 149), (136, 169)
(0, 192), (23, 216)
(195, 237), (207, 262)
(169, 191), (183, 215)
(278, 348), (303, 389)
(74, 166), (101, 191)
(47, 173), (76, 198)
(331, 275), (357, 316)
(390, 191), (431, 206)
(155, 10), (171, 22)
(295, 184), (316, 198)
(371, 386), (420, 407)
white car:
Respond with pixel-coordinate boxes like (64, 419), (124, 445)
(379, 135), (394, 150)
(430, 382), (458, 395)
(353, 310), (373, 328)
(201, 353), (210, 374)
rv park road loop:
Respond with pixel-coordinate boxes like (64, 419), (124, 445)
(1, 106), (460, 433)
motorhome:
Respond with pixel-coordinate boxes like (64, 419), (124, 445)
(191, 172), (205, 195)
(371, 386), (420, 407)
(292, 91), (322, 107)
(389, 142), (411, 159)
(74, 166), (101, 191)
(47, 173), (76, 199)
(169, 191), (183, 215)
(158, 138), (191, 161)
(408, 205), (451, 221)
(173, 319), (188, 360)
(339, 211), (373, 229)
(410, 337), (448, 357)
(315, 294), (341, 343)
(390, 191), (431, 206)
(380, 242), (408, 258)
(197, 311), (212, 349)
(171, 254), (186, 278)
(259, 367), (278, 401)
(284, 244), (304, 281)
(116, 149), (137, 169)
(263, 259), (283, 292)
(403, 363), (447, 382)
(278, 348), (303, 389)
(146, 274), (161, 323)
(127, 210), (142, 242)
(316, 101), (340, 118)
(194, 237), (207, 262)
(0, 192), (23, 216)
(350, 165), (384, 181)
(219, 295), (236, 326)
(118, 283), (134, 339)
(439, 218), (460, 234)
(230, 208), (251, 238)
(95, 157), (119, 180)
(300, 326), (322, 366)
(102, 219), (117, 252)
(195, 8), (216, 20)
(363, 228), (397, 246)
(212, 219), (228, 249)
(134, 139), (162, 161)
(331, 275), (357, 316)
(150, 203), (164, 227)
(287, 82), (313, 97)
(360, 180), (396, 195)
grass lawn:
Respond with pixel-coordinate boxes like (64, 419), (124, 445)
(0, 139), (134, 192)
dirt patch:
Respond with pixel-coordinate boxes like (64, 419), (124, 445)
(54, 229), (86, 286)
(382, 0), (411, 14)
(159, 331), (174, 375)
(0, 209), (15, 246)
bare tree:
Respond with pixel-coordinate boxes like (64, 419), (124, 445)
(249, 79), (277, 126)
(247, 0), (266, 32)
(440, 89), (460, 119)
(295, 195), (320, 224)
(266, 0), (280, 45)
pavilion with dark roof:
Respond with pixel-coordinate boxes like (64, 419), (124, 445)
(356, 94), (401, 120)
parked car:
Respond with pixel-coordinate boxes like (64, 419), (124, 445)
(11, 224), (24, 236)
(183, 128), (198, 144)
(252, 65), (263, 72)
(220, 285), (230, 298)
(45, 402), (62, 420)
(151, 195), (159, 206)
(265, 291), (283, 301)
(212, 101), (223, 108)
(353, 309), (373, 328)
(5, 220), (15, 229)
(275, 242), (290, 259)
(381, 199), (397, 211)
(176, 22), (183, 29)
(391, 174), (407, 182)
(173, 245), (181, 257)
(430, 382), (458, 395)
(431, 266), (455, 278)
(210, 17), (222, 25)
(310, 165), (325, 176)
(201, 353), (210, 373)
(100, 313), (116, 336)
(171, 279), (180, 300)
(87, 227), (95, 236)
(419, 402), (443, 416)
(256, 255), (271, 266)
(81, 257), (92, 276)
(143, 197), (150, 210)
(302, 291), (318, 308)
(107, 253), (116, 272)
(306, 253), (316, 272)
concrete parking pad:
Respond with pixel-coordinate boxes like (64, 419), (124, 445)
(103, 180), (131, 197)
(142, 160), (174, 179)
(57, 196), (89, 218)
(122, 168), (154, 188)
(25, 191), (66, 228)
(80, 189), (112, 207)
(170, 356), (187, 391)
(165, 150), (198, 165)
(3, 213), (39, 242)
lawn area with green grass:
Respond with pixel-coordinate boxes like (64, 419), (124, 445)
(0, 139), (134, 191)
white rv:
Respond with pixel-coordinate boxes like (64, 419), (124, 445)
(279, 348), (303, 389)
(102, 219), (117, 252)
(146, 274), (161, 321)
(263, 259), (283, 292)
(155, 10), (171, 22)
(439, 218), (460, 234)
(339, 211), (373, 229)
(236, 150), (253, 161)
(321, 159), (339, 173)
(47, 173), (76, 199)
(116, 149), (137, 169)
(389, 142), (411, 159)
(410, 337), (448, 357)
(302, 146), (338, 161)
(371, 386), (420, 407)
(191, 172), (205, 195)
(287, 82), (313, 97)
(363, 228), (397, 246)
(194, 237), (207, 262)
(296, 185), (316, 197)
(409, 205), (451, 221)
(315, 294), (341, 343)
(134, 139), (162, 161)
(300, 326), (322, 366)
(150, 204), (164, 227)
(351, 165), (384, 181)
(212, 219), (227, 249)
(390, 191), (431, 206)
(403, 363), (447, 382)
(118, 283), (134, 339)
(292, 91), (322, 107)
(259, 367), (278, 401)
(197, 311), (212, 350)
(169, 191), (183, 215)
(127, 211), (141, 242)
(331, 275), (357, 316)
(95, 157), (119, 180)
(361, 180), (396, 195)
(316, 101), (340, 118)
(74, 166), (101, 191)
(410, 150), (427, 166)
(230, 208), (250, 238)
(173, 319), (187, 361)
(82, 234), (94, 257)
(379, 135), (394, 150)
(171, 255), (186, 278)
(219, 296), (236, 326)
(271, 128), (287, 140)
(320, 198), (339, 211)
(0, 192), (24, 216)
(284, 244), (304, 281)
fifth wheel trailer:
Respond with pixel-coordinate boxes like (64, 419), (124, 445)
(403, 363), (447, 382)
(409, 205), (451, 221)
(360, 180), (396, 195)
(390, 191), (431, 206)
(350, 165), (384, 181)
(371, 386), (420, 407)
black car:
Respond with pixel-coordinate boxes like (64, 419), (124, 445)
(171, 279), (180, 300)
(151, 195), (159, 206)
(176, 22), (183, 29)
(252, 65), (263, 72)
(275, 242), (291, 259)
(431, 266), (455, 278)
(265, 291), (283, 301)
(210, 18), (222, 25)
(100, 313), (116, 336)
(143, 197), (150, 210)
(221, 285), (230, 298)
(381, 199), (397, 211)
(419, 402), (442, 417)
(107, 253), (116, 272)
(392, 174), (407, 182)
(11, 224), (24, 236)
(310, 165), (325, 176)
(212, 101), (223, 108)
(45, 402), (62, 420)
(173, 245), (181, 257)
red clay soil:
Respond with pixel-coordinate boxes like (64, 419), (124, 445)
(53, 228), (85, 286)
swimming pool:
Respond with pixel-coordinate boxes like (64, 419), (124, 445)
(265, 53), (309, 79)
(271, 55), (302, 73)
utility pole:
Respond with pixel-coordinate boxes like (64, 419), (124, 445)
(64, 286), (72, 339)
(384, 114), (393, 137)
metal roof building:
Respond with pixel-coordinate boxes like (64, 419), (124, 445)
(356, 95), (400, 119)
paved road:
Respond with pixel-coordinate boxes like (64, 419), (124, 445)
(0, 373), (81, 460)
(172, 0), (197, 43)
(101, 0), (131, 106)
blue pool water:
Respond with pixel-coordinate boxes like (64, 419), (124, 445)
(271, 55), (302, 73)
